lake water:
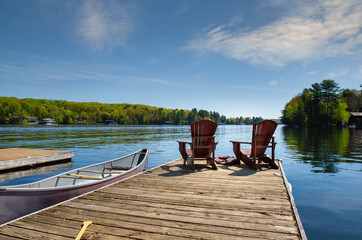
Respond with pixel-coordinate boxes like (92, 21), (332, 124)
(0, 125), (361, 239)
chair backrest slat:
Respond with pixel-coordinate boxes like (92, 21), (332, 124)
(251, 120), (277, 157)
(190, 119), (217, 158)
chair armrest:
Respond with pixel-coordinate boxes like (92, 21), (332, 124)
(266, 143), (277, 148)
(178, 141), (191, 161)
(177, 140), (191, 145)
(230, 140), (252, 145)
(267, 137), (277, 148)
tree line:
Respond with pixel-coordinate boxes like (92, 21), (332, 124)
(0, 97), (264, 125)
(281, 80), (362, 126)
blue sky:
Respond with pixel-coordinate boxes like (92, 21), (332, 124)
(0, 0), (361, 119)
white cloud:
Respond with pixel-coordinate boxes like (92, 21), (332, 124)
(269, 80), (278, 86)
(185, 0), (362, 67)
(78, 0), (137, 53)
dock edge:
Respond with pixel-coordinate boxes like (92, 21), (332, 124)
(278, 159), (307, 240)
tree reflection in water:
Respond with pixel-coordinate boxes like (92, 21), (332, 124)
(282, 126), (361, 173)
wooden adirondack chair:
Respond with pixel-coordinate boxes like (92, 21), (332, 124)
(178, 119), (218, 170)
(230, 120), (279, 170)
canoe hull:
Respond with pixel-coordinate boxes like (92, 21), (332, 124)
(0, 149), (147, 226)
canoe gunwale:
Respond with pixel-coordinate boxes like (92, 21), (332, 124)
(0, 148), (148, 192)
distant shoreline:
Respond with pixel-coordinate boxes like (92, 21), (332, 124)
(0, 97), (270, 125)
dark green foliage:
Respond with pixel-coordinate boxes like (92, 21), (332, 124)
(342, 88), (362, 112)
(282, 80), (361, 126)
(0, 97), (263, 125)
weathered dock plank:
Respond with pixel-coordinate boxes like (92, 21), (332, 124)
(0, 148), (74, 171)
(0, 158), (305, 239)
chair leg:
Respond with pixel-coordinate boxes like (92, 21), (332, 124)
(207, 157), (218, 170)
(241, 154), (257, 170)
(211, 148), (217, 170)
(231, 142), (242, 165)
(261, 156), (279, 169)
(178, 142), (188, 164)
(232, 142), (257, 169)
(211, 161), (218, 170)
(187, 155), (192, 170)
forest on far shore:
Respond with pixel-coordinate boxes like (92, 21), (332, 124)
(281, 80), (361, 126)
(0, 97), (264, 125)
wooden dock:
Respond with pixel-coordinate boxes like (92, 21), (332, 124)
(0, 148), (74, 171)
(0, 158), (306, 239)
(0, 161), (74, 183)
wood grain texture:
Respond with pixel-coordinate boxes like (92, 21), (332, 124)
(0, 158), (304, 240)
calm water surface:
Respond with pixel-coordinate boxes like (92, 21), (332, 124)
(0, 125), (361, 239)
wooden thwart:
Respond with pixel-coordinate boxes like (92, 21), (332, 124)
(0, 158), (305, 239)
(62, 174), (102, 180)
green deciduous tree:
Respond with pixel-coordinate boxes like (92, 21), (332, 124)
(332, 100), (350, 126)
(284, 97), (306, 126)
(282, 80), (356, 127)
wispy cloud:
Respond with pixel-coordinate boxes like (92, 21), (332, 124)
(0, 62), (169, 85)
(226, 84), (298, 93)
(78, 0), (137, 53)
(184, 0), (362, 67)
(326, 68), (349, 79)
(189, 73), (208, 80)
(307, 71), (317, 75)
(0, 64), (26, 74)
(0, 63), (112, 82)
(127, 76), (169, 85)
(269, 80), (278, 86)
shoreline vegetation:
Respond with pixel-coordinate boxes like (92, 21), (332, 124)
(0, 97), (266, 125)
(2, 80), (359, 127)
(281, 80), (361, 127)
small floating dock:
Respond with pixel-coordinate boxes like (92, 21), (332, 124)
(0, 148), (74, 172)
(0, 161), (74, 183)
(0, 158), (306, 239)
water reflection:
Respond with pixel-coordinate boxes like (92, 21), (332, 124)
(282, 127), (361, 173)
